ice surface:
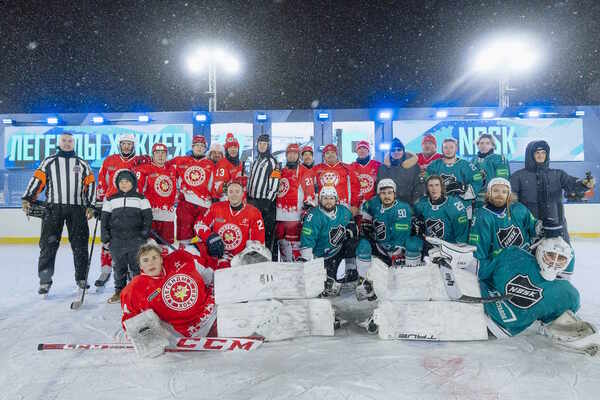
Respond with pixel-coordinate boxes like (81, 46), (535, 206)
(1, 240), (599, 400)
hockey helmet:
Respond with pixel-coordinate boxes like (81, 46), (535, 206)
(487, 177), (511, 194)
(118, 133), (135, 144)
(319, 185), (338, 200)
(377, 178), (396, 194)
(230, 240), (272, 267)
(286, 143), (300, 153)
(300, 145), (313, 155)
(535, 237), (573, 281)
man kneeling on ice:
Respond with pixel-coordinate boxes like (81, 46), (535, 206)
(364, 236), (600, 356)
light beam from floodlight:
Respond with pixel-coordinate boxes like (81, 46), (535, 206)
(185, 46), (240, 112)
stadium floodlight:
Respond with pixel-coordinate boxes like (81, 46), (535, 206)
(47, 117), (59, 125)
(482, 110), (495, 118)
(2, 118), (14, 125)
(138, 115), (150, 122)
(317, 112), (329, 121)
(527, 109), (541, 118)
(378, 110), (392, 120)
(256, 113), (268, 122)
(185, 46), (241, 112)
(473, 35), (539, 107)
(435, 110), (448, 118)
(575, 110), (585, 117)
(92, 116), (104, 124)
(379, 143), (391, 151)
(195, 113), (208, 122)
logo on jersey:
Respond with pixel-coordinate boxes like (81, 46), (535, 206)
(162, 273), (199, 311)
(497, 225), (524, 248)
(218, 223), (243, 251)
(278, 178), (290, 198)
(358, 174), (375, 195)
(183, 166), (206, 187)
(374, 220), (386, 241)
(505, 274), (543, 309)
(320, 171), (340, 187)
(329, 225), (346, 247)
(426, 218), (445, 238)
(154, 175), (174, 197)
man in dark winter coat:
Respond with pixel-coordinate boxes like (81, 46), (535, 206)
(377, 138), (423, 205)
(510, 140), (595, 241)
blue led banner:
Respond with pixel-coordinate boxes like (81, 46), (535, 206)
(393, 118), (584, 161)
(4, 124), (193, 169)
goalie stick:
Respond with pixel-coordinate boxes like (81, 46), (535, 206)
(70, 216), (100, 310)
(435, 258), (513, 304)
(38, 336), (263, 352)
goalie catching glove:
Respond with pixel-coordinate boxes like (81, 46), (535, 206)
(426, 236), (478, 274)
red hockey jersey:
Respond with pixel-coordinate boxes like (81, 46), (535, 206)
(213, 158), (244, 200)
(313, 161), (361, 208)
(276, 164), (316, 221)
(169, 155), (215, 208)
(348, 159), (382, 202)
(96, 154), (150, 201)
(135, 162), (177, 221)
(120, 250), (215, 337)
(194, 201), (265, 256)
(417, 152), (442, 172)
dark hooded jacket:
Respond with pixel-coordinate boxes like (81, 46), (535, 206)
(101, 170), (153, 255)
(510, 140), (586, 241)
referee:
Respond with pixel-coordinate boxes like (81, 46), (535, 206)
(22, 132), (97, 295)
(247, 134), (280, 257)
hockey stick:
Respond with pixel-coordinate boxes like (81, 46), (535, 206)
(150, 229), (178, 252)
(435, 258), (513, 304)
(38, 336), (263, 352)
(70, 216), (100, 310)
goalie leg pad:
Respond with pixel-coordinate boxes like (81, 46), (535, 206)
(368, 260), (481, 301)
(214, 258), (326, 304)
(217, 299), (334, 341)
(374, 300), (488, 341)
(123, 310), (172, 358)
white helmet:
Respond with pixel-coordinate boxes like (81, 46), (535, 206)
(118, 133), (136, 144)
(535, 237), (573, 281)
(319, 185), (338, 200)
(377, 179), (396, 194)
(487, 177), (511, 194)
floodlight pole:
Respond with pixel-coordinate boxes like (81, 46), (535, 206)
(208, 61), (217, 112)
(498, 76), (510, 107)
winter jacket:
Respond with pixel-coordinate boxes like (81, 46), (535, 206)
(510, 140), (586, 241)
(376, 153), (423, 205)
(101, 170), (153, 255)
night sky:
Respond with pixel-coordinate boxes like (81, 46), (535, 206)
(1, 0), (599, 113)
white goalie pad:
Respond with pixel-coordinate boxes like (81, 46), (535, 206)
(123, 309), (172, 358)
(367, 257), (481, 301)
(214, 258), (326, 304)
(539, 311), (600, 356)
(217, 298), (335, 341)
(374, 300), (488, 341)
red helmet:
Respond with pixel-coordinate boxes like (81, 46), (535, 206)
(192, 135), (207, 145)
(224, 133), (239, 149)
(322, 144), (337, 154)
(152, 143), (168, 153)
(286, 143), (300, 153)
(300, 145), (313, 155)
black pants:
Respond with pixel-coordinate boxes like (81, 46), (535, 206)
(248, 198), (276, 256)
(112, 249), (141, 291)
(38, 205), (89, 284)
(324, 237), (359, 281)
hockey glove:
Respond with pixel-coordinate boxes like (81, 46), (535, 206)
(445, 181), (466, 195)
(346, 221), (359, 240)
(411, 216), (426, 237)
(360, 219), (374, 239)
(206, 233), (225, 258)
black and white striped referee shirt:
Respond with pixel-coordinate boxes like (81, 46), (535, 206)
(22, 152), (96, 207)
(247, 155), (280, 202)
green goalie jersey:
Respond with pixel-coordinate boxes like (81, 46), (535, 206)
(300, 204), (353, 259)
(413, 195), (469, 243)
(360, 197), (412, 250)
(468, 202), (538, 277)
(425, 158), (483, 206)
(471, 153), (510, 207)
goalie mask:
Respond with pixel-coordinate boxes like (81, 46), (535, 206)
(230, 240), (272, 267)
(535, 237), (573, 281)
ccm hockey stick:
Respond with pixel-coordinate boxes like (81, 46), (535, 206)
(38, 336), (263, 352)
(435, 258), (513, 304)
(70, 216), (100, 310)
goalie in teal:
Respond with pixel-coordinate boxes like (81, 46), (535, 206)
(354, 179), (423, 301)
(468, 177), (546, 278)
(299, 185), (359, 297)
